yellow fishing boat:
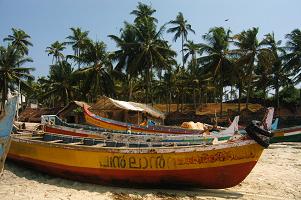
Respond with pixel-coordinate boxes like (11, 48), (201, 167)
(8, 124), (271, 188)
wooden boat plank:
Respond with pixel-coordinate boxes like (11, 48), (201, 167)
(30, 136), (44, 139)
(92, 143), (105, 147)
(47, 140), (63, 143)
(69, 142), (84, 145)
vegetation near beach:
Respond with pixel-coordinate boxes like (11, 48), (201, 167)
(1, 2), (301, 113)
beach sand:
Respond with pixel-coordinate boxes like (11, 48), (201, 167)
(0, 143), (300, 200)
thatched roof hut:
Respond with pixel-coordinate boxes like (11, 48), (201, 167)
(90, 96), (165, 124)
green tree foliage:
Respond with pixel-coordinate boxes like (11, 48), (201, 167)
(284, 29), (301, 83)
(110, 2), (176, 104)
(74, 40), (115, 100)
(279, 85), (300, 105)
(198, 27), (233, 114)
(5, 3), (301, 116)
(0, 44), (34, 108)
(167, 12), (195, 68)
(46, 41), (66, 64)
(3, 28), (33, 55)
(66, 27), (90, 69)
(42, 60), (77, 106)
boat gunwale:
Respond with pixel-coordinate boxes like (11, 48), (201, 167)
(45, 124), (217, 139)
(11, 133), (257, 154)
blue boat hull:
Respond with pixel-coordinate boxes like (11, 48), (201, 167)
(0, 97), (17, 173)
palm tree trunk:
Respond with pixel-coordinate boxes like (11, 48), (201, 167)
(199, 87), (202, 111)
(193, 86), (196, 111)
(220, 64), (223, 116)
(246, 58), (255, 110)
(181, 87), (184, 112)
(169, 91), (171, 113)
(128, 76), (133, 101)
(78, 49), (81, 69)
(275, 74), (280, 112)
(165, 94), (168, 112)
(149, 55), (154, 105)
(145, 70), (149, 104)
(238, 80), (242, 113)
(220, 84), (223, 116)
(182, 35), (184, 68)
(150, 70), (153, 106)
(65, 88), (69, 105)
(176, 91), (180, 111)
(246, 80), (251, 110)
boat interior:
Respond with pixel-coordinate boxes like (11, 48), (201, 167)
(13, 132), (207, 148)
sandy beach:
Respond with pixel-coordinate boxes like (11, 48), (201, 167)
(0, 142), (300, 200)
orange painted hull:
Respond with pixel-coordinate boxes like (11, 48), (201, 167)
(9, 153), (256, 188)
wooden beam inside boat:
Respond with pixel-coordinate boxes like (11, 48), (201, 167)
(69, 142), (83, 145)
(92, 143), (105, 147)
(30, 136), (44, 139)
(47, 140), (63, 143)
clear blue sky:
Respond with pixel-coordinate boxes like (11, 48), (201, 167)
(0, 0), (300, 78)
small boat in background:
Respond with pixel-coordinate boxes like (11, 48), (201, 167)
(0, 96), (17, 173)
(83, 105), (237, 135)
(41, 114), (240, 144)
(8, 124), (271, 188)
(271, 123), (301, 143)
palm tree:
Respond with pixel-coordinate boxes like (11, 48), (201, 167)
(161, 69), (176, 112)
(130, 2), (158, 24)
(198, 27), (233, 115)
(111, 3), (176, 104)
(233, 27), (272, 109)
(167, 12), (195, 68)
(74, 40), (115, 100)
(3, 28), (33, 55)
(43, 60), (77, 106)
(0, 44), (34, 108)
(253, 49), (274, 101)
(109, 23), (139, 100)
(131, 23), (176, 104)
(183, 40), (203, 110)
(34, 77), (55, 107)
(46, 41), (66, 64)
(232, 60), (247, 112)
(283, 29), (301, 104)
(261, 33), (290, 109)
(183, 40), (200, 67)
(174, 67), (190, 111)
(65, 27), (90, 68)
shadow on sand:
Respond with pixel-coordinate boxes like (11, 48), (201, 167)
(4, 160), (244, 199)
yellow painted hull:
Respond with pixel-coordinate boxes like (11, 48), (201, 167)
(8, 134), (264, 188)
